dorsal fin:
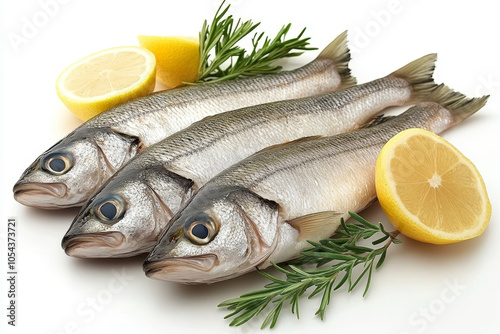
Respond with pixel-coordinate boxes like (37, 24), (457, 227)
(255, 135), (324, 154)
(287, 211), (343, 241)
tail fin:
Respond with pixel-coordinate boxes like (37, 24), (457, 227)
(389, 53), (437, 104)
(429, 84), (489, 124)
(317, 30), (357, 89)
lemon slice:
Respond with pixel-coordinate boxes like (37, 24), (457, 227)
(138, 35), (199, 88)
(375, 128), (491, 244)
(56, 46), (156, 121)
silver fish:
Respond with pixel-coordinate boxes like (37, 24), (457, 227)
(143, 85), (488, 283)
(13, 31), (355, 209)
(62, 54), (437, 258)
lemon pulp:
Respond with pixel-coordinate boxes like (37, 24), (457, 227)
(56, 46), (156, 121)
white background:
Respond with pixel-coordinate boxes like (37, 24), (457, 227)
(1, 0), (499, 333)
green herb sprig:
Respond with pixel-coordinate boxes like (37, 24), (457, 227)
(218, 212), (401, 329)
(195, 1), (316, 84)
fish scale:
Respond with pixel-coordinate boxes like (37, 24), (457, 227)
(14, 31), (354, 209)
(77, 54), (350, 147)
(118, 74), (422, 186)
(63, 53), (438, 258)
(144, 85), (488, 283)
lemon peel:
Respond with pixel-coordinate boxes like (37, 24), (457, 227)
(137, 35), (199, 88)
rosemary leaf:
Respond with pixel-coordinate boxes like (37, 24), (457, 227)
(334, 272), (349, 291)
(362, 263), (374, 297)
(376, 249), (387, 269)
(372, 234), (390, 245)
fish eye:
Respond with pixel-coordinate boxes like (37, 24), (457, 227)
(184, 215), (218, 245)
(41, 153), (73, 175)
(94, 196), (126, 223)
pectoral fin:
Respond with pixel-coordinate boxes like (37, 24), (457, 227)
(287, 211), (344, 241)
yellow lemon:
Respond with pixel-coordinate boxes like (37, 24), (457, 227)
(56, 46), (156, 121)
(375, 128), (491, 244)
(137, 35), (199, 88)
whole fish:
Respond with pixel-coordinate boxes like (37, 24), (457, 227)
(13, 31), (355, 210)
(143, 85), (488, 283)
(62, 54), (437, 258)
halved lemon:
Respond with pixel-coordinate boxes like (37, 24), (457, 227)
(137, 35), (199, 88)
(56, 46), (156, 121)
(375, 128), (491, 244)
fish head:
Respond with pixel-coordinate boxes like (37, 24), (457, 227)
(62, 166), (194, 258)
(13, 128), (140, 209)
(144, 187), (280, 284)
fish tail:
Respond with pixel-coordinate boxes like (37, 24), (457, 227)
(389, 53), (437, 103)
(317, 30), (357, 89)
(429, 84), (489, 124)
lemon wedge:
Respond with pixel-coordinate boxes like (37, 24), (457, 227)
(56, 46), (156, 121)
(375, 128), (491, 244)
(137, 35), (199, 88)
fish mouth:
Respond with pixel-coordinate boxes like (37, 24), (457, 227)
(143, 254), (218, 283)
(62, 232), (126, 258)
(13, 182), (69, 209)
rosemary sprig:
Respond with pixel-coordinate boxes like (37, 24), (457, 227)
(218, 212), (401, 329)
(195, 1), (316, 84)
